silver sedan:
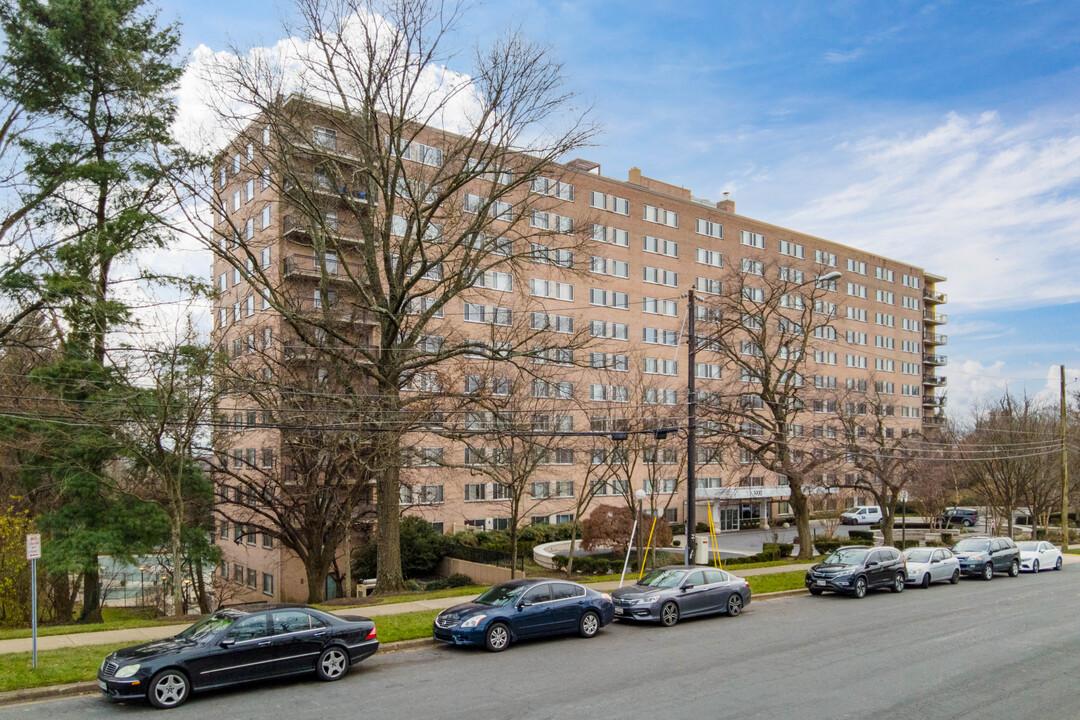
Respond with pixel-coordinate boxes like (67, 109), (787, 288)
(903, 547), (961, 588)
(610, 566), (751, 627)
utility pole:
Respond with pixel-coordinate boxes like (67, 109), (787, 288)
(686, 288), (697, 565)
(1062, 365), (1069, 551)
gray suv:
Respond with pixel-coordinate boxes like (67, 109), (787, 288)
(953, 536), (1020, 580)
(805, 546), (906, 599)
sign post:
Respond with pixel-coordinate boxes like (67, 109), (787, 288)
(26, 534), (40, 669)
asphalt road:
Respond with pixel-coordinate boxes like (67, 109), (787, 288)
(5, 566), (1079, 720)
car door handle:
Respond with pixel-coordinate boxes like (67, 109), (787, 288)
(313, 631), (326, 637)
(258, 640), (272, 647)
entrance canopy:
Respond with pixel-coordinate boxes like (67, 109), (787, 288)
(695, 486), (791, 501)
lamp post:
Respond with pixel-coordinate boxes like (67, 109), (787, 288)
(635, 489), (646, 572)
(139, 565), (146, 608)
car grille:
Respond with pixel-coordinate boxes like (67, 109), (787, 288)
(102, 661), (119, 677)
(613, 598), (635, 607)
(434, 616), (456, 629)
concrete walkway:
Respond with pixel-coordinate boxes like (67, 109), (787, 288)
(0, 562), (818, 657)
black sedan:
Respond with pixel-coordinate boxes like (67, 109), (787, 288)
(97, 603), (378, 709)
(433, 579), (614, 651)
(611, 566), (752, 627)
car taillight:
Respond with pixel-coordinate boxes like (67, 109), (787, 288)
(601, 593), (612, 602)
(366, 625), (377, 640)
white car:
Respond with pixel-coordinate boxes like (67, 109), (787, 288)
(1016, 541), (1062, 572)
(840, 505), (883, 525)
(902, 547), (961, 588)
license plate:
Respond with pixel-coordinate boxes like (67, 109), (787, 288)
(614, 608), (623, 615)
(98, 680), (108, 692)
(815, 580), (826, 586)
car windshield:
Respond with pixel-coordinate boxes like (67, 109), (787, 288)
(904, 550), (932, 563)
(842, 508), (860, 515)
(824, 548), (868, 566)
(954, 539), (990, 553)
(474, 584), (526, 607)
(638, 569), (687, 588)
(177, 613), (236, 640)
(1016, 542), (1039, 551)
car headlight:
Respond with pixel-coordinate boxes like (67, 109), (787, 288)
(114, 664), (140, 679)
(643, 595), (661, 603)
(459, 614), (486, 629)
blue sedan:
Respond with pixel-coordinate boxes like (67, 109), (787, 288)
(433, 578), (615, 652)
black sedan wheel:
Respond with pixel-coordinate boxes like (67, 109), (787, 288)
(808, 587), (823, 596)
(660, 601), (680, 627)
(316, 647), (350, 681)
(727, 594), (744, 617)
(852, 577), (867, 599)
(982, 563), (994, 581)
(484, 622), (510, 652)
(1009, 559), (1020, 577)
(579, 611), (600, 638)
(147, 669), (189, 710)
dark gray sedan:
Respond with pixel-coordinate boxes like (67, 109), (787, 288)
(610, 566), (751, 627)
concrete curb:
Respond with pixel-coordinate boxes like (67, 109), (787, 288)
(752, 588), (809, 601)
(0, 681), (98, 707)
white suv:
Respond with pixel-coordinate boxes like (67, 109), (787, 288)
(840, 505), (883, 525)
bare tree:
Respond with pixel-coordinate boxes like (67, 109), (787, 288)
(182, 0), (597, 592)
(695, 260), (841, 559)
(833, 380), (924, 546)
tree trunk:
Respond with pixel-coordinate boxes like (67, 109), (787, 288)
(508, 523), (519, 580)
(50, 571), (74, 624)
(880, 506), (895, 547)
(193, 556), (211, 614)
(790, 487), (813, 560)
(565, 525), (577, 575)
(78, 561), (103, 624)
(304, 556), (330, 604)
(171, 517), (184, 617)
(375, 460), (406, 593)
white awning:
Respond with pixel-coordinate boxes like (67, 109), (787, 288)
(695, 486), (791, 501)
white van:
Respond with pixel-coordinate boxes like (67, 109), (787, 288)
(840, 505), (883, 525)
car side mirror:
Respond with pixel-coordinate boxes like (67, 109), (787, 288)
(518, 600), (532, 610)
(682, 584), (694, 591)
(931, 559), (940, 564)
(220, 638), (235, 648)
(866, 561), (878, 568)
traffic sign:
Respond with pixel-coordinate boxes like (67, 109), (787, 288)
(26, 534), (41, 560)
(899, 491), (910, 503)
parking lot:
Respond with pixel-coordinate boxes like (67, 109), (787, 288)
(5, 558), (1079, 720)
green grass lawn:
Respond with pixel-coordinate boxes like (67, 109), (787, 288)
(0, 607), (182, 642)
(316, 585), (485, 611)
(746, 570), (808, 594)
(372, 610), (441, 644)
(0, 642), (131, 693)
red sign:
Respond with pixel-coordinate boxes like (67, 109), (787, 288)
(26, 534), (41, 560)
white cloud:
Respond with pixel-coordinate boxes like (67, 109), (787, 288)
(781, 111), (1080, 311)
(824, 49), (863, 64)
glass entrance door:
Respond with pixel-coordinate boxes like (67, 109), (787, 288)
(719, 507), (739, 532)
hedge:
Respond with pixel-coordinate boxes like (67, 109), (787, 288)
(848, 530), (875, 542)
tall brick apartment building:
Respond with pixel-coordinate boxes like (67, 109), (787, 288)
(210, 105), (947, 602)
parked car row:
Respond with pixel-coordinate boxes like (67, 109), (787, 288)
(805, 535), (1063, 598)
(98, 539), (1065, 710)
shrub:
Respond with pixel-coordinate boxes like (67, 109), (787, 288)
(551, 554), (569, 570)
(672, 539), (682, 547)
(848, 530), (875, 542)
(896, 539), (922, 549)
(696, 522), (710, 533)
(813, 537), (847, 555)
(425, 573), (473, 591)
(670, 522), (686, 536)
(941, 532), (955, 545)
(777, 543), (794, 558)
(741, 519), (760, 530)
(405, 579), (422, 591)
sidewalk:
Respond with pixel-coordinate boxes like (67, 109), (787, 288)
(0, 562), (815, 657)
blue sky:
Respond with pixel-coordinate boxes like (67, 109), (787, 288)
(161, 0), (1080, 418)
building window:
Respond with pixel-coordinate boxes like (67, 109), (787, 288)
(696, 219), (723, 239)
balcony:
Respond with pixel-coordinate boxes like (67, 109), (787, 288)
(282, 214), (364, 245)
(923, 414), (947, 427)
(923, 290), (947, 304)
(283, 344), (380, 363)
(922, 395), (947, 408)
(923, 331), (947, 345)
(923, 374), (947, 387)
(283, 254), (362, 281)
(923, 353), (947, 366)
(281, 295), (377, 326)
(923, 310), (947, 324)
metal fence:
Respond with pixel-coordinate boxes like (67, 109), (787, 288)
(444, 544), (526, 573)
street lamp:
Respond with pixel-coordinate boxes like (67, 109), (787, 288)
(635, 489), (646, 572)
(139, 565), (147, 608)
(684, 269), (841, 566)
